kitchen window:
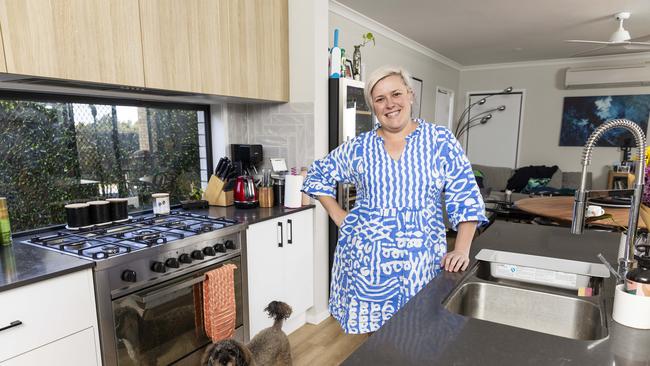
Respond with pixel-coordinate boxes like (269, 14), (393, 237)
(0, 92), (211, 232)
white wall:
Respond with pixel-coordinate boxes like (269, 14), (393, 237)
(459, 55), (650, 188)
(328, 10), (460, 124)
(289, 0), (330, 324)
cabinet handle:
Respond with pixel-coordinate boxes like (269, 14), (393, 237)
(277, 222), (283, 247)
(287, 219), (293, 244)
(0, 320), (22, 332)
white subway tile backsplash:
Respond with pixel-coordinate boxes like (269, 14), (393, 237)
(223, 102), (314, 170)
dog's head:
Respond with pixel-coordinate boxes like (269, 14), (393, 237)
(202, 339), (252, 366)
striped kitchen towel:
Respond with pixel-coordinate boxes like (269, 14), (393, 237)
(203, 263), (238, 342)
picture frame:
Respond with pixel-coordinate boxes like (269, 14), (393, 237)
(559, 94), (650, 146)
(344, 59), (353, 79)
(410, 77), (423, 118)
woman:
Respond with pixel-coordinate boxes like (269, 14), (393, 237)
(302, 65), (488, 334)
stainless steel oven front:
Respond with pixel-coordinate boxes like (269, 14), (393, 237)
(112, 255), (244, 366)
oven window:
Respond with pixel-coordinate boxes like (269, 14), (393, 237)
(0, 94), (211, 232)
(112, 257), (243, 366)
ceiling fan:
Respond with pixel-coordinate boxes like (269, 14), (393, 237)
(566, 12), (650, 57)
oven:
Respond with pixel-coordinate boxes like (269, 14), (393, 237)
(112, 255), (243, 366)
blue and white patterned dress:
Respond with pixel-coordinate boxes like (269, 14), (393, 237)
(302, 120), (489, 333)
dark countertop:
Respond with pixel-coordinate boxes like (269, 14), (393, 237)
(0, 204), (314, 294)
(0, 244), (93, 293)
(183, 204), (315, 226)
(343, 221), (650, 365)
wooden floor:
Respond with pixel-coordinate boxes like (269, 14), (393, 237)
(288, 317), (368, 366)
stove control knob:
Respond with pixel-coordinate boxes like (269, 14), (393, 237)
(203, 246), (216, 256)
(214, 243), (227, 253)
(224, 240), (236, 250)
(179, 253), (192, 264)
(191, 250), (204, 260)
(165, 258), (180, 268)
(121, 269), (137, 283)
(151, 261), (166, 273)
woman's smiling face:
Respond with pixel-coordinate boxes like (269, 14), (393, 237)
(371, 74), (414, 133)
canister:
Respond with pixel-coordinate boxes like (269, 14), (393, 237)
(152, 193), (170, 215)
(273, 177), (285, 207)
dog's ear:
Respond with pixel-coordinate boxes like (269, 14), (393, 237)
(201, 342), (217, 366)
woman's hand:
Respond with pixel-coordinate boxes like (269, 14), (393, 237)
(317, 196), (348, 227)
(331, 208), (348, 227)
(441, 250), (470, 272)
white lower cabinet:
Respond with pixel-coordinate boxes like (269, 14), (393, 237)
(246, 209), (314, 336)
(2, 327), (98, 366)
(0, 269), (101, 365)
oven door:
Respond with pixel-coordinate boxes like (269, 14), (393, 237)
(112, 256), (243, 366)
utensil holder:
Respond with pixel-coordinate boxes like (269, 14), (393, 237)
(612, 284), (650, 329)
(259, 187), (274, 208)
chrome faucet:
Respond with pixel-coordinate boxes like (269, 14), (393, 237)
(571, 119), (646, 282)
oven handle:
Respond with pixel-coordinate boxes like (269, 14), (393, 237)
(133, 275), (206, 304)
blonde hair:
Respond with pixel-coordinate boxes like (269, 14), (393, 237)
(364, 65), (415, 115)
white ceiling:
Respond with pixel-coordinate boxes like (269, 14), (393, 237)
(336, 0), (650, 66)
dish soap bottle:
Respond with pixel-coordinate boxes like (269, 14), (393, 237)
(0, 197), (12, 246)
(626, 244), (650, 296)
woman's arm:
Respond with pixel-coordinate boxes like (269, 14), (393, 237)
(318, 196), (348, 227)
(442, 221), (477, 272)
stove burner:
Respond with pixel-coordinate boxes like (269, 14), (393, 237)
(200, 223), (214, 232)
(101, 245), (120, 254)
(134, 229), (159, 240)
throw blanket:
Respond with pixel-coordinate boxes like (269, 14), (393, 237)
(506, 165), (558, 193)
(203, 263), (238, 341)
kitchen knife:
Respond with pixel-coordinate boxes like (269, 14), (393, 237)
(215, 158), (226, 176)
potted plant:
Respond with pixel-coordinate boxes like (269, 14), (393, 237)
(181, 184), (209, 210)
(352, 32), (375, 81)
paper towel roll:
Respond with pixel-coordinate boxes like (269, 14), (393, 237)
(284, 175), (304, 208)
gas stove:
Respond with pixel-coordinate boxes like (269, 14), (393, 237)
(24, 211), (238, 260)
(21, 210), (249, 365)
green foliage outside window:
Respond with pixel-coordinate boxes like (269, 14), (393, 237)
(0, 98), (204, 232)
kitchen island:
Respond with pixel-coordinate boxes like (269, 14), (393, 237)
(342, 221), (650, 365)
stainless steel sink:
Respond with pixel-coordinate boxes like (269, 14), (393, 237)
(443, 261), (608, 340)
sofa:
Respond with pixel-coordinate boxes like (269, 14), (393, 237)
(472, 164), (593, 203)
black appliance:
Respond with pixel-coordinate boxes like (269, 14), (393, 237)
(328, 78), (373, 278)
(231, 144), (263, 172)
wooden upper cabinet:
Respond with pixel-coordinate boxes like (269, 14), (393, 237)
(0, 0), (145, 86)
(0, 25), (6, 73)
(139, 0), (289, 101)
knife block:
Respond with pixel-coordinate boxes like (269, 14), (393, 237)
(204, 175), (233, 206)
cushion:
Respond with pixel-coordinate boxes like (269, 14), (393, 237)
(473, 169), (485, 188)
(506, 165), (559, 192)
(548, 167), (563, 188)
(472, 164), (513, 192)
(522, 177), (551, 193)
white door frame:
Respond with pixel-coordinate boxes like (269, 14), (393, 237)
(435, 86), (455, 130)
(462, 88), (526, 168)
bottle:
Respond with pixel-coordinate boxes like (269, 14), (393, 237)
(329, 29), (341, 78)
(0, 198), (12, 246)
(625, 244), (650, 296)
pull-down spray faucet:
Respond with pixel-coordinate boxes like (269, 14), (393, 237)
(571, 119), (646, 281)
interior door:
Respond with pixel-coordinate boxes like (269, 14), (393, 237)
(435, 87), (454, 129)
(465, 92), (523, 168)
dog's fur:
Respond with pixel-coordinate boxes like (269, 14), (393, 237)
(202, 301), (293, 366)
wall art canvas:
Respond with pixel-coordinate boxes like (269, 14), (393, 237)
(559, 95), (650, 147)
